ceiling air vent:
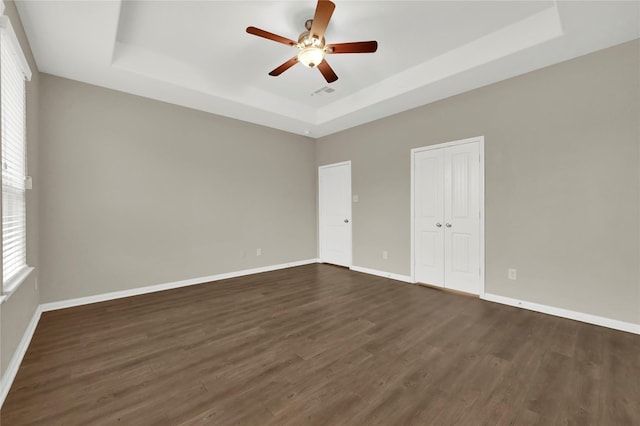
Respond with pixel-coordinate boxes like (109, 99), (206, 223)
(311, 86), (336, 97)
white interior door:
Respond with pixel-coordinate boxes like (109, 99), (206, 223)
(413, 139), (482, 295)
(414, 150), (445, 287)
(319, 162), (352, 267)
(443, 143), (480, 294)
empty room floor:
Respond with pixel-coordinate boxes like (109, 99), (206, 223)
(2, 263), (639, 425)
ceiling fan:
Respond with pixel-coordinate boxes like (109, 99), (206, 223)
(246, 0), (378, 83)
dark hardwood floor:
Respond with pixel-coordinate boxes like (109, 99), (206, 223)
(2, 264), (639, 425)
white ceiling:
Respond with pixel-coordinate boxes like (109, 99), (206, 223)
(15, 1), (640, 138)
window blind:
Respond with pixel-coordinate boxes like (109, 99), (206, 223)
(1, 22), (28, 288)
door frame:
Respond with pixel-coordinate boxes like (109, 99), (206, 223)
(410, 136), (485, 296)
(318, 161), (352, 267)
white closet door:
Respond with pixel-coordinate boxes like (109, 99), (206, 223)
(443, 142), (480, 294)
(319, 162), (352, 267)
(414, 149), (445, 287)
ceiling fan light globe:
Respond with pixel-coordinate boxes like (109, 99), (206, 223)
(298, 46), (325, 68)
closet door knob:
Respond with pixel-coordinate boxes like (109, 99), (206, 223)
(436, 222), (442, 228)
(445, 223), (452, 228)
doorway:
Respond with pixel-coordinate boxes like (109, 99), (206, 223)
(411, 137), (485, 295)
(319, 161), (352, 267)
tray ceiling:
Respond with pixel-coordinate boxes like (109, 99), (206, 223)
(15, 1), (640, 137)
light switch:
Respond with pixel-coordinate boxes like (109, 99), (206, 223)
(353, 195), (359, 203)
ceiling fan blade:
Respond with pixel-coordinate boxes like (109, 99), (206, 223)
(317, 60), (338, 83)
(309, 0), (335, 41)
(325, 41), (378, 54)
(269, 56), (299, 76)
(246, 26), (296, 47)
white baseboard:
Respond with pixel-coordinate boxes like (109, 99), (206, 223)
(0, 305), (42, 407)
(40, 258), (319, 312)
(349, 265), (414, 284)
(482, 293), (640, 335)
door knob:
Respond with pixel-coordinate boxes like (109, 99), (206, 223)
(445, 223), (452, 228)
(436, 222), (442, 228)
(344, 219), (349, 223)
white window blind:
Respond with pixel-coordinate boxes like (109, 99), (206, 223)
(1, 14), (30, 289)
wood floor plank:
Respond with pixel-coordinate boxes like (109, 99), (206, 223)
(2, 263), (639, 425)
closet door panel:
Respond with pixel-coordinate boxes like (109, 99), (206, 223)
(444, 143), (480, 294)
(414, 150), (445, 287)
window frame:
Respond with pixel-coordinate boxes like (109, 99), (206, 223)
(0, 1), (33, 302)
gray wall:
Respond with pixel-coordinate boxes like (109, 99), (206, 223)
(1, 0), (40, 376)
(317, 40), (640, 324)
(39, 75), (317, 303)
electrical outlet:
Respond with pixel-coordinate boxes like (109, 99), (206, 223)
(256, 248), (262, 256)
(382, 250), (388, 260)
(507, 268), (517, 280)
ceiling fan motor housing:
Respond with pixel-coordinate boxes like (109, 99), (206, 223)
(297, 31), (325, 48)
